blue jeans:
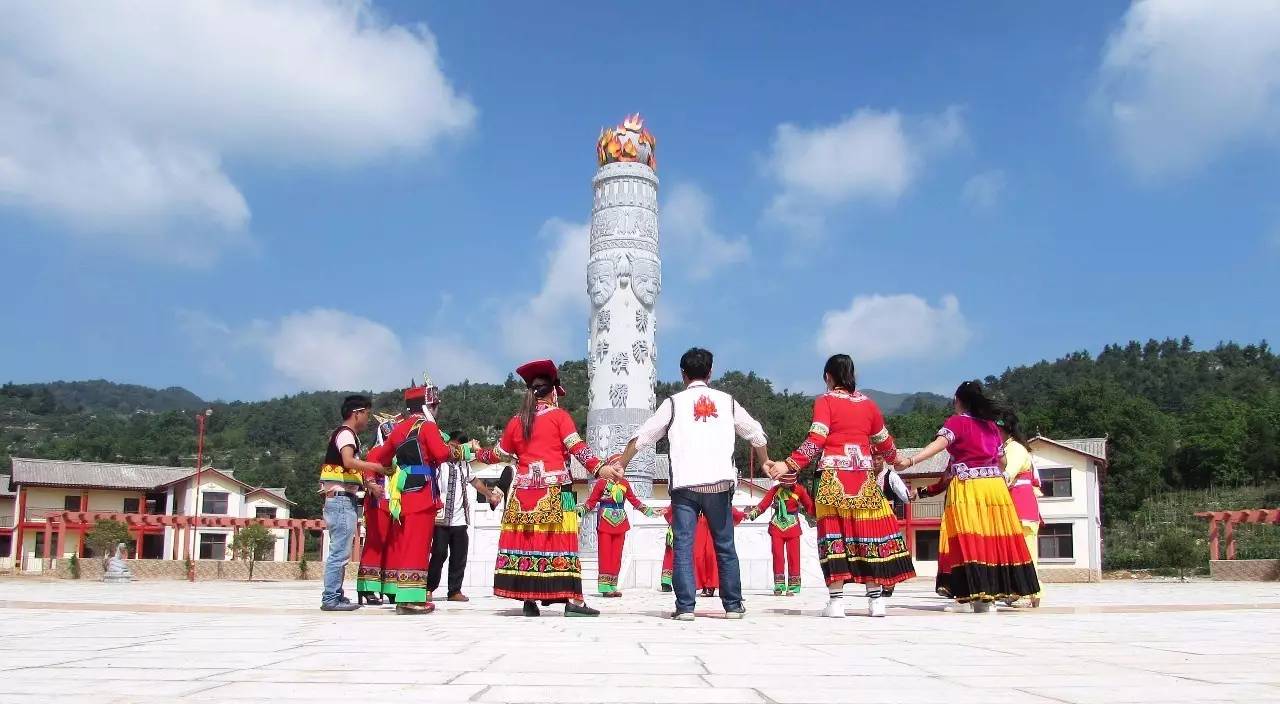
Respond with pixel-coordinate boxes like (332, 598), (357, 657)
(671, 488), (743, 614)
(321, 494), (358, 606)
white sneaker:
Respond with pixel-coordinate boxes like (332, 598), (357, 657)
(822, 599), (847, 618)
(943, 602), (974, 613)
(868, 597), (887, 617)
(672, 611), (695, 622)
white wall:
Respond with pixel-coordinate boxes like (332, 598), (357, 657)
(243, 495), (291, 561)
(178, 475), (246, 518)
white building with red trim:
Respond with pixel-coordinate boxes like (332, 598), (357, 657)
(897, 436), (1107, 582)
(4, 457), (296, 572)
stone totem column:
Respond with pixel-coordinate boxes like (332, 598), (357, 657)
(585, 114), (661, 516)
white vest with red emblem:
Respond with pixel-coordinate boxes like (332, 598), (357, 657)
(666, 384), (738, 490)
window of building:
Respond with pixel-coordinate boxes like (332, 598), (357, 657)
(145, 492), (166, 514)
(255, 506), (277, 519)
(201, 492), (229, 515)
(1039, 467), (1072, 498)
(1039, 523), (1074, 560)
(914, 529), (940, 561)
(123, 498), (140, 514)
(63, 495), (82, 511)
(198, 533), (227, 560)
(0, 535), (10, 559)
(34, 531), (60, 559)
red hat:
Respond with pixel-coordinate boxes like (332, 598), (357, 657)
(516, 359), (567, 397)
(404, 374), (441, 406)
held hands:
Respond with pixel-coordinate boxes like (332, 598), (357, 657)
(487, 487), (504, 508)
(893, 456), (913, 471)
(366, 483), (385, 500)
(763, 460), (798, 484)
(597, 462), (625, 483)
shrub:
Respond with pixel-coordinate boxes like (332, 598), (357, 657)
(85, 520), (132, 566)
(230, 524), (277, 581)
(1156, 528), (1200, 582)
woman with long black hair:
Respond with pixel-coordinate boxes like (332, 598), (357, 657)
(895, 381), (1040, 612)
(489, 359), (622, 617)
(773, 354), (915, 618)
(999, 410), (1043, 607)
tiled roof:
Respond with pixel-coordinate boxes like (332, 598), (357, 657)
(1043, 437), (1108, 461)
(247, 487), (294, 506)
(899, 436), (1103, 476)
(11, 457), (193, 490)
(897, 448), (951, 477)
(9, 457), (289, 497)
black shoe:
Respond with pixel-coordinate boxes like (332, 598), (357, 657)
(522, 600), (541, 617)
(358, 591), (383, 606)
(660, 584), (672, 593)
(385, 594), (396, 605)
(565, 602), (600, 617)
(320, 602), (361, 612)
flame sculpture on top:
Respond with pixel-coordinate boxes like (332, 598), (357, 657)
(596, 113), (657, 171)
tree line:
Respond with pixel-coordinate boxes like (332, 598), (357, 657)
(4, 338), (1277, 523)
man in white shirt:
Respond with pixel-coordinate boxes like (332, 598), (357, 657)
(428, 432), (501, 602)
(615, 347), (776, 620)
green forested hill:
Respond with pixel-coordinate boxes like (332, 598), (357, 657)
(4, 338), (1277, 524)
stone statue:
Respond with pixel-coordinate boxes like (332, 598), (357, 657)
(630, 256), (661, 308)
(586, 113), (661, 516)
(102, 541), (133, 583)
(587, 259), (617, 307)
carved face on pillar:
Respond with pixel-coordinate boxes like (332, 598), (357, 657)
(631, 257), (661, 308)
(587, 259), (617, 307)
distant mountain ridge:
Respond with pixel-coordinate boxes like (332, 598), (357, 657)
(861, 389), (949, 415)
(1, 380), (207, 414)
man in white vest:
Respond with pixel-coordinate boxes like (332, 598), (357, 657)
(615, 347), (774, 620)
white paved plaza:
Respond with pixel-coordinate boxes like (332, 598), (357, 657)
(0, 577), (1278, 704)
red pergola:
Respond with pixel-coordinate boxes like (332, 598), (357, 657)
(1194, 509), (1280, 561)
(40, 511), (328, 564)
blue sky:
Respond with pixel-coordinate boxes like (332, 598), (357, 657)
(2, 1), (1278, 401)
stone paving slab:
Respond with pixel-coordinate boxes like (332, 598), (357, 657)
(0, 577), (1278, 704)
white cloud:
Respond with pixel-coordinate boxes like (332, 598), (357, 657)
(816, 294), (971, 363)
(1096, 0), (1280, 179)
(499, 218), (590, 362)
(0, 1), (475, 263)
(180, 307), (500, 393)
(663, 184), (749, 280)
(765, 106), (965, 236)
(962, 170), (1006, 210)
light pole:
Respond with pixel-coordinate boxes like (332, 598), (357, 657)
(187, 409), (213, 582)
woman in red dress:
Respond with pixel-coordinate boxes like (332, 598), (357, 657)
(693, 509), (746, 597)
(774, 354), (915, 618)
(490, 359), (621, 617)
